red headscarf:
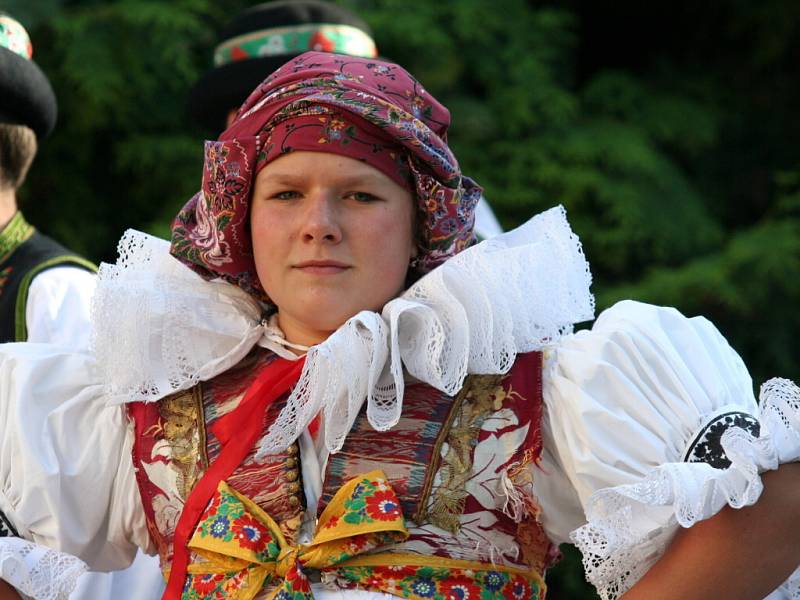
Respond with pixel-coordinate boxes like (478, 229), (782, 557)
(171, 51), (481, 300)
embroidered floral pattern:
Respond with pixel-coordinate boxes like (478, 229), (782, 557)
(685, 411), (761, 469)
(334, 564), (543, 600)
(181, 471), (542, 599)
(213, 24), (377, 67)
(318, 353), (556, 584)
(423, 374), (508, 534)
(0, 15), (32, 60)
(194, 484), (277, 563)
(183, 472), (408, 599)
(343, 477), (402, 525)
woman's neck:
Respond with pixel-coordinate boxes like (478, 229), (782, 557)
(0, 189), (17, 232)
(272, 313), (330, 352)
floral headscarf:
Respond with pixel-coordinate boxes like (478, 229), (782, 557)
(171, 51), (481, 300)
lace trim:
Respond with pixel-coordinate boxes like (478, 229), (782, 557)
(93, 206), (595, 456)
(92, 230), (265, 404)
(255, 205), (594, 456)
(571, 377), (800, 600)
(0, 538), (86, 600)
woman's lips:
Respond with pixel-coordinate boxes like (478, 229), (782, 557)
(293, 260), (351, 275)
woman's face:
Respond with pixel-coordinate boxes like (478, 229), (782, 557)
(251, 151), (417, 346)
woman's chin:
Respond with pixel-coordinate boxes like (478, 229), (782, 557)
(276, 303), (375, 346)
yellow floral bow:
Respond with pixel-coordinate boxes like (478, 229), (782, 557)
(182, 470), (408, 600)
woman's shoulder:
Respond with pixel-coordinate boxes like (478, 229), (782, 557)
(543, 300), (756, 460)
(535, 300), (800, 599)
(93, 230), (265, 404)
(549, 299), (750, 399)
(565, 299), (734, 351)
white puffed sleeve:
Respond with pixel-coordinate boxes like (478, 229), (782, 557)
(534, 300), (800, 600)
(0, 343), (152, 599)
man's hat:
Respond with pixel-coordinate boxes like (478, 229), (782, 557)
(0, 13), (57, 139)
(187, 0), (377, 131)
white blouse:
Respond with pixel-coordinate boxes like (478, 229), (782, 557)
(0, 207), (798, 600)
(24, 267), (95, 348)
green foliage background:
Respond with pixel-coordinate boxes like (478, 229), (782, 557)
(7, 0), (800, 597)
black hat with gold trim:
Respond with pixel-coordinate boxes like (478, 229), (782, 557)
(0, 13), (57, 140)
(188, 0), (377, 131)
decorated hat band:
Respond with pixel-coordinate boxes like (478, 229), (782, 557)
(0, 14), (32, 60)
(213, 23), (377, 67)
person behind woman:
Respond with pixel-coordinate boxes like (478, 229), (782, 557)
(0, 13), (96, 346)
(0, 51), (799, 600)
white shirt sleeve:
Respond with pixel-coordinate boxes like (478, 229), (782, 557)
(0, 343), (153, 599)
(24, 267), (96, 348)
(473, 195), (504, 239)
(533, 300), (800, 599)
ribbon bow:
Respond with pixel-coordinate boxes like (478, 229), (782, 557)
(182, 470), (408, 600)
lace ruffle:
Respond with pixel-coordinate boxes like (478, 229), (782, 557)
(93, 207), (594, 455)
(255, 205), (594, 455)
(92, 230), (264, 404)
(0, 538), (86, 600)
(571, 377), (800, 600)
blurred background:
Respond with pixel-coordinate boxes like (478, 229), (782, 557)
(6, 1), (800, 596)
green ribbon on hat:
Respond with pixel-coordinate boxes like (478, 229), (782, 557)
(214, 23), (377, 67)
(0, 14), (32, 60)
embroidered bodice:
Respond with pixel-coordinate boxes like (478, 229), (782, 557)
(128, 347), (556, 598)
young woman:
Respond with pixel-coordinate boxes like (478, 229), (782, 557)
(0, 52), (798, 600)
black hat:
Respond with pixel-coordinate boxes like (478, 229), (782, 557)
(187, 0), (376, 132)
(0, 13), (57, 140)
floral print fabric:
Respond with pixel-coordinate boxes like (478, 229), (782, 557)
(182, 471), (543, 600)
(333, 564), (542, 600)
(257, 110), (412, 190)
(183, 471), (409, 599)
(0, 14), (32, 60)
(171, 51), (482, 300)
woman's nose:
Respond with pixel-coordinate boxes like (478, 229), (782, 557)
(300, 193), (342, 243)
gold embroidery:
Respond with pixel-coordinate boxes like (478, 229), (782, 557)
(159, 385), (207, 500)
(421, 374), (516, 534)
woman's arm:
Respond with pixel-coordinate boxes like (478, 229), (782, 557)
(0, 581), (19, 600)
(622, 462), (800, 600)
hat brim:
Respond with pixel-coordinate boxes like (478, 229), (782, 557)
(187, 54), (300, 133)
(0, 46), (57, 139)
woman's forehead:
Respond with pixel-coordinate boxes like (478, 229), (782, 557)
(258, 151), (399, 186)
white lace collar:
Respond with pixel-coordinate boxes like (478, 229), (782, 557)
(92, 205), (594, 455)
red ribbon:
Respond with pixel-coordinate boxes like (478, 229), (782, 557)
(163, 356), (306, 599)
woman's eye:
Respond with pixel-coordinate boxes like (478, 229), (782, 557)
(273, 190), (300, 200)
(348, 191), (379, 203)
